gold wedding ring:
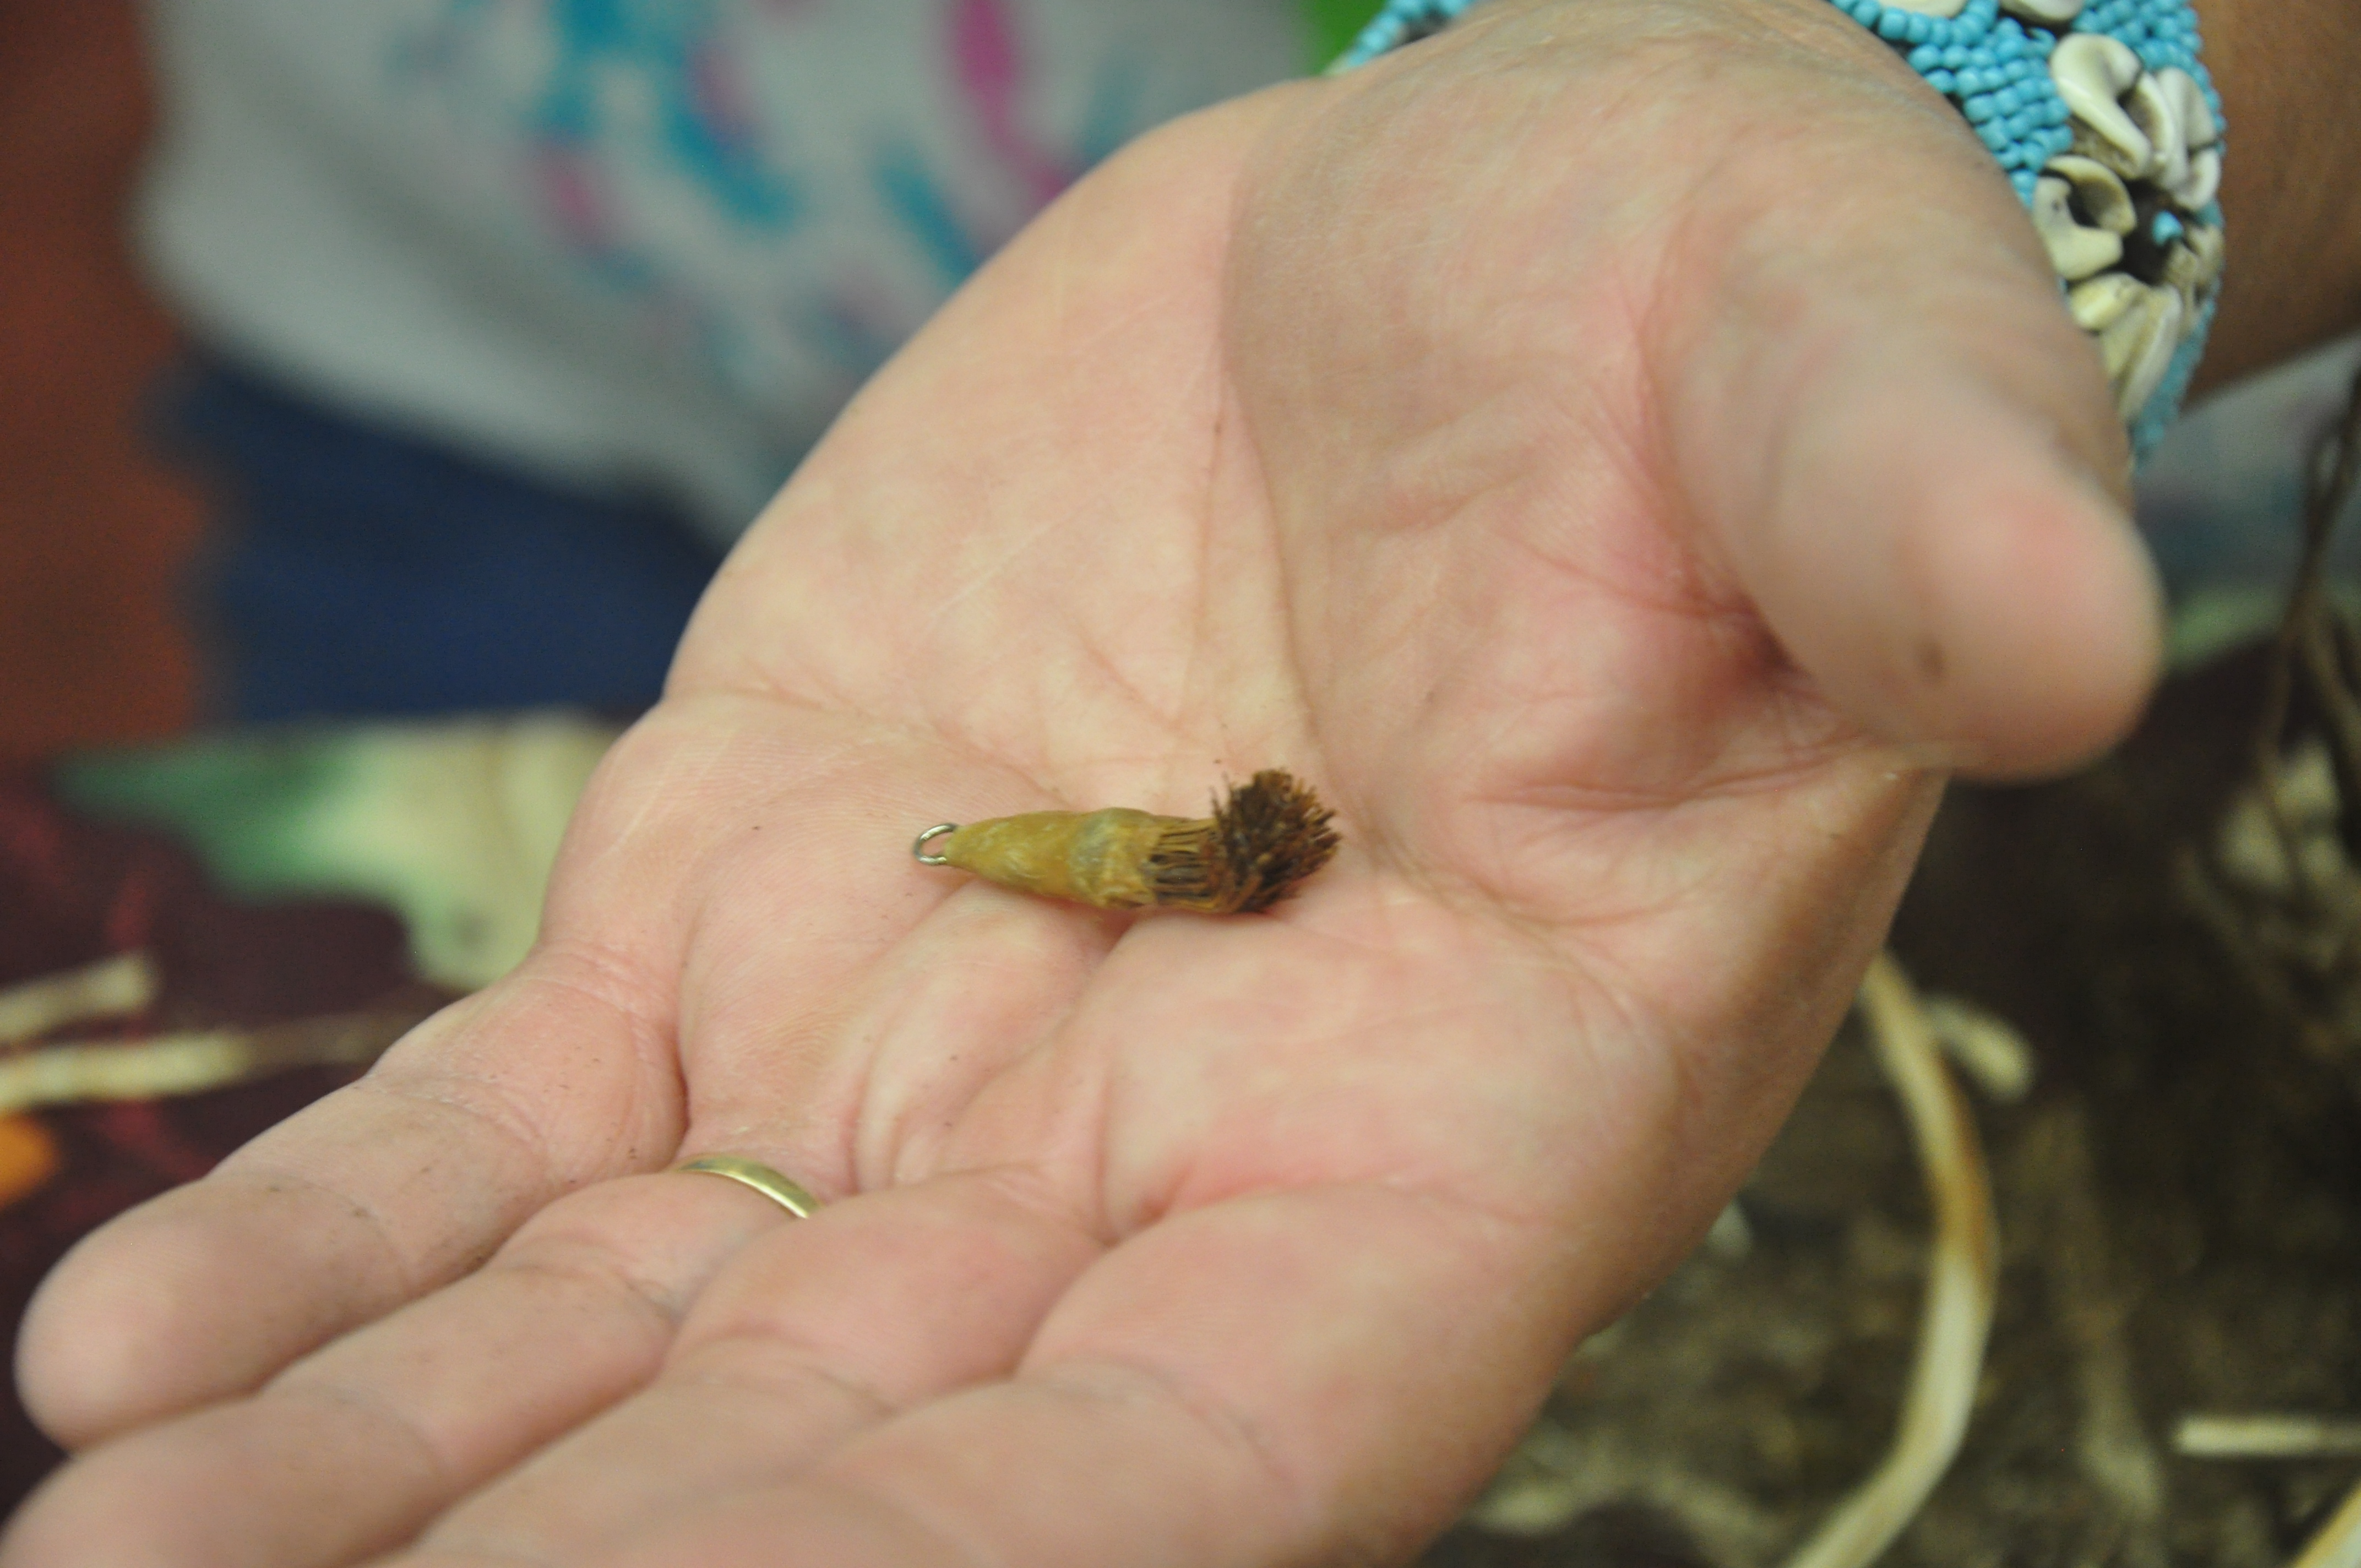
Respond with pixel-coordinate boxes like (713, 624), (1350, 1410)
(673, 1155), (823, 1219)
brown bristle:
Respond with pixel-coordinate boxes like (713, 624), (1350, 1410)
(1145, 770), (1339, 914)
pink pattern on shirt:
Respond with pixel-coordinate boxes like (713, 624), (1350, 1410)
(949, 0), (1076, 210)
(535, 147), (616, 256)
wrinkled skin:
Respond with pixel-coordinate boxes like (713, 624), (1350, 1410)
(4, 2), (2159, 1564)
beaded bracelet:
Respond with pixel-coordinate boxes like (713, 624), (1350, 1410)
(1330, 0), (2223, 458)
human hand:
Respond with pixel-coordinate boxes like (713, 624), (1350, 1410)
(5, 2), (2157, 1562)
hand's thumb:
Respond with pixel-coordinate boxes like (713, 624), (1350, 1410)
(1670, 153), (2164, 779)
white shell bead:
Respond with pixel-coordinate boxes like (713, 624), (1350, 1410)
(2173, 145), (2222, 210)
(2046, 155), (2137, 233)
(2031, 175), (2126, 281)
(2120, 286), (2188, 425)
(2154, 70), (2221, 208)
(2069, 273), (2147, 332)
(1878, 0), (1970, 14)
(1998, 0), (2084, 21)
(2162, 224), (2226, 301)
(2130, 72), (2187, 192)
(2099, 283), (2186, 422)
(2051, 35), (2154, 178)
(2158, 69), (2218, 150)
(2185, 222), (2224, 281)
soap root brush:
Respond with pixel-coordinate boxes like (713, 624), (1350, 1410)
(915, 769), (1340, 916)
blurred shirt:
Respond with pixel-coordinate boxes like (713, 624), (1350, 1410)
(138, 0), (1316, 546)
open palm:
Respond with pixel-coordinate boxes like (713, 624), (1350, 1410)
(8, 3), (2158, 1564)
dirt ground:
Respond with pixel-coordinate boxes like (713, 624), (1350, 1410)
(1417, 646), (2361, 1568)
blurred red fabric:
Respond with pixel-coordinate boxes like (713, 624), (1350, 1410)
(0, 0), (202, 760)
(0, 772), (428, 1513)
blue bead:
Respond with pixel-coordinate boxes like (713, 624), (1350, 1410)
(1819, 0), (2219, 446)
